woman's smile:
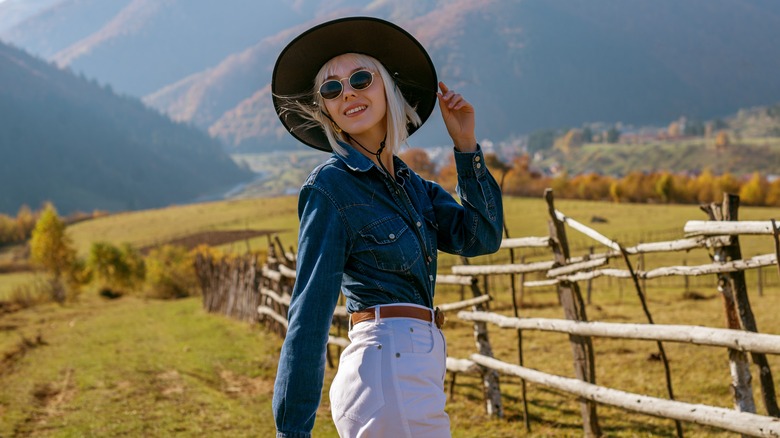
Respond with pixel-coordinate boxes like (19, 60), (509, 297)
(344, 104), (367, 116)
(323, 55), (387, 144)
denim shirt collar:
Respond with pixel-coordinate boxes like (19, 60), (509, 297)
(333, 140), (411, 178)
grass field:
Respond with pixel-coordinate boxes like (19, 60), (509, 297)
(2, 195), (780, 436)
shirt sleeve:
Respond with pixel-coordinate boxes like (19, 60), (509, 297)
(273, 185), (349, 437)
(427, 144), (504, 256)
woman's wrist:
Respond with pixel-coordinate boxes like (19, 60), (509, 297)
(453, 136), (477, 153)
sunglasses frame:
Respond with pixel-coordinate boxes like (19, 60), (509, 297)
(318, 70), (376, 100)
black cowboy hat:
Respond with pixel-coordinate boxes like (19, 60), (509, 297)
(272, 16), (438, 152)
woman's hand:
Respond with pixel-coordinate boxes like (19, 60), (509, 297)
(437, 82), (477, 152)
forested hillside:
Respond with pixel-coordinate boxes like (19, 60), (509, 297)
(4, 0), (780, 151)
(0, 41), (252, 215)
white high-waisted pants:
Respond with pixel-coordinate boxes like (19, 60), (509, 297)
(330, 303), (451, 438)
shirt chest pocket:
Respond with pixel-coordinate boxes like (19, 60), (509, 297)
(358, 216), (421, 272)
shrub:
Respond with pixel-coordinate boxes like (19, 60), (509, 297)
(144, 245), (197, 299)
(86, 242), (145, 297)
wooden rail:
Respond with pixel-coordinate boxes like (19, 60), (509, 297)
(470, 354), (780, 437)
(458, 311), (780, 355)
(196, 191), (780, 436)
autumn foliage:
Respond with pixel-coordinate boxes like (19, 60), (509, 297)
(399, 148), (780, 206)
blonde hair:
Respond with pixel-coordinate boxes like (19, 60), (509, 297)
(282, 53), (420, 156)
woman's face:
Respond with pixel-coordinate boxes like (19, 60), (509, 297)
(321, 54), (387, 142)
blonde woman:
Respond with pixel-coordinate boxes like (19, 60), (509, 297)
(271, 17), (503, 438)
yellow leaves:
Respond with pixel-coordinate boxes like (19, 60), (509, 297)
(29, 203), (76, 278)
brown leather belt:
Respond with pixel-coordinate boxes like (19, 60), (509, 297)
(350, 305), (445, 329)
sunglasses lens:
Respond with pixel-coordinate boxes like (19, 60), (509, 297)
(319, 80), (343, 100)
(350, 70), (373, 90)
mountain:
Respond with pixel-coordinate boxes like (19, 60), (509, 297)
(0, 41), (253, 215)
(4, 0), (780, 153)
(0, 0), (131, 58)
(1, 0), (314, 97)
(0, 0), (63, 33)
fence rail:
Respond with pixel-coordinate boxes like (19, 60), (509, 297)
(458, 311), (780, 355)
(195, 192), (780, 437)
(470, 354), (780, 438)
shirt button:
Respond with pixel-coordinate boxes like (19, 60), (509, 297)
(476, 163), (482, 169)
(475, 156), (481, 162)
(389, 234), (396, 240)
(416, 221), (422, 227)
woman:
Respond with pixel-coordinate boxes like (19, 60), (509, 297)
(271, 17), (503, 438)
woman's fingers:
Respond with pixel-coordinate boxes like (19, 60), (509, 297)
(438, 82), (468, 110)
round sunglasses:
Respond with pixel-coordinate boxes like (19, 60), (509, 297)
(318, 70), (375, 100)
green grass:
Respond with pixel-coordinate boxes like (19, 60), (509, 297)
(2, 282), (778, 436)
(0, 296), (288, 437)
(66, 197), (299, 256)
(0, 272), (39, 301)
(2, 195), (780, 436)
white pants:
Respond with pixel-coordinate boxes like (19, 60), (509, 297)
(330, 304), (451, 438)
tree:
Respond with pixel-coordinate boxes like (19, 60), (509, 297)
(766, 179), (780, 206)
(15, 204), (36, 241)
(399, 148), (437, 180)
(144, 245), (197, 299)
(484, 153), (510, 185)
(609, 181), (622, 203)
(29, 203), (77, 302)
(667, 121), (682, 137)
(738, 172), (768, 206)
(528, 129), (556, 153)
(87, 242), (145, 296)
(0, 215), (16, 244)
(684, 120), (705, 137)
(716, 172), (740, 197)
(715, 131), (730, 150)
(581, 126), (593, 143)
(655, 172), (674, 203)
(554, 129), (583, 156)
(693, 169), (717, 203)
(606, 127), (621, 143)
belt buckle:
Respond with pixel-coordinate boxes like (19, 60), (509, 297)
(434, 307), (445, 329)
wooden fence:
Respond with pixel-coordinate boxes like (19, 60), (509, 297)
(194, 193), (780, 437)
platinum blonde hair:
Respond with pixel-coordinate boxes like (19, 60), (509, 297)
(281, 53), (421, 156)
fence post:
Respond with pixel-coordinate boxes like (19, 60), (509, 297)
(544, 189), (601, 437)
(771, 219), (780, 281)
(704, 194), (780, 417)
(504, 221), (531, 431)
(586, 247), (593, 305)
(459, 257), (504, 419)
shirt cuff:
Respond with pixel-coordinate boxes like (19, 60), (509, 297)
(453, 143), (486, 178)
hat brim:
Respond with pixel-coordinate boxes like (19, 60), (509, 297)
(272, 16), (437, 152)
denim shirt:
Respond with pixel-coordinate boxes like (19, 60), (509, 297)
(273, 142), (503, 437)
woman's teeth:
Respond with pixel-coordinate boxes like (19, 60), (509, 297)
(346, 106), (366, 115)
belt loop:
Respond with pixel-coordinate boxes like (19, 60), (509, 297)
(374, 305), (381, 324)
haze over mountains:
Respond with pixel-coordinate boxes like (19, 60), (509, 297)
(4, 0), (780, 152)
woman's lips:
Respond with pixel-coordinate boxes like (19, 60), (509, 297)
(344, 105), (367, 116)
